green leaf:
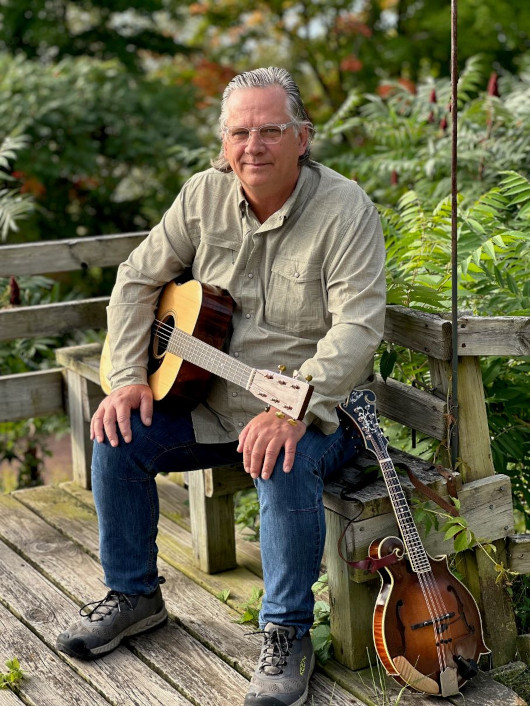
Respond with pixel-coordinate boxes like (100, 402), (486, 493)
(380, 348), (397, 382)
(444, 524), (464, 541)
(216, 589), (231, 603)
(482, 240), (496, 261)
(454, 530), (473, 553)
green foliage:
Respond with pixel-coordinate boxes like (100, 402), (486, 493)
(0, 53), (200, 241)
(0, 658), (24, 691)
(234, 488), (260, 542)
(235, 586), (263, 626)
(184, 0), (530, 119)
(322, 58), (530, 528)
(0, 134), (33, 240)
(0, 0), (193, 72)
(311, 574), (333, 664)
(216, 588), (231, 604)
(509, 574), (530, 635)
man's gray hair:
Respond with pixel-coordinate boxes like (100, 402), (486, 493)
(211, 66), (314, 172)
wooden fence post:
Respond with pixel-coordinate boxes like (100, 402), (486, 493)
(429, 355), (518, 666)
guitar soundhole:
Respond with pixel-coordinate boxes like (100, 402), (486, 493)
(152, 314), (175, 359)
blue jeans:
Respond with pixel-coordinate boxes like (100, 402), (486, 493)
(92, 405), (361, 639)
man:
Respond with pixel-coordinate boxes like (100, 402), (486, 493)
(57, 66), (386, 706)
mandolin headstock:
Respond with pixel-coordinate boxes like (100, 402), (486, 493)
(340, 388), (388, 457)
(249, 370), (314, 421)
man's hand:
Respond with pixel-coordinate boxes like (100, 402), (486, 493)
(237, 409), (307, 480)
(90, 384), (153, 446)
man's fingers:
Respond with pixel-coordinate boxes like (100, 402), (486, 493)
(115, 408), (133, 445)
(90, 384), (151, 445)
(139, 387), (154, 426)
(282, 439), (297, 473)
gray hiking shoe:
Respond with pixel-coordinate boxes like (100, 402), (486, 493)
(245, 623), (315, 706)
(56, 583), (168, 660)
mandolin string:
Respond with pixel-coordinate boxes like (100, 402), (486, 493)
(377, 449), (449, 674)
(418, 573), (449, 672)
(419, 568), (459, 669)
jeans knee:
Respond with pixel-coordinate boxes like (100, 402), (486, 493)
(257, 461), (322, 513)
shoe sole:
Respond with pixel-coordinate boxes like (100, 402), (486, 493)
(57, 606), (168, 660)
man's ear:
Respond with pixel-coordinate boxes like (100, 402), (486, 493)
(298, 125), (310, 157)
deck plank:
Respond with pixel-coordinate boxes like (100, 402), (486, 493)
(0, 602), (108, 705)
(1, 485), (524, 706)
(0, 690), (25, 705)
(0, 539), (191, 705)
(1, 490), (363, 705)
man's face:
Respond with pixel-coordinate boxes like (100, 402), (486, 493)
(222, 85), (309, 205)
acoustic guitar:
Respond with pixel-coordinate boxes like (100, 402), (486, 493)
(339, 389), (489, 697)
(100, 279), (313, 419)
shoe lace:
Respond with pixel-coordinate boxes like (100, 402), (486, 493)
(79, 591), (134, 623)
(255, 628), (293, 676)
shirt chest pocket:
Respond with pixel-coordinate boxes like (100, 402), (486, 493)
(265, 258), (325, 335)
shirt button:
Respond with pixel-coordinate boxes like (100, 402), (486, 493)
(248, 273), (254, 278)
(294, 272), (300, 278)
(232, 391), (238, 397)
(245, 313), (251, 319)
(234, 351), (240, 358)
(238, 422), (244, 428)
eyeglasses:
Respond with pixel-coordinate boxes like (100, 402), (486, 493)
(223, 121), (297, 145)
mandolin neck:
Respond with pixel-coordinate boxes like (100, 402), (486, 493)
(378, 454), (431, 574)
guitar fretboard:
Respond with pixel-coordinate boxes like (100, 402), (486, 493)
(166, 325), (255, 389)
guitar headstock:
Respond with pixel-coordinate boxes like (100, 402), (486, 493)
(249, 370), (314, 421)
(339, 388), (388, 458)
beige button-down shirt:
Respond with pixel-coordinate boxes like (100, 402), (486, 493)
(105, 161), (386, 442)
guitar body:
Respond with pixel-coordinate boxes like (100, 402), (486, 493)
(100, 280), (234, 408)
(100, 278), (313, 416)
(370, 536), (489, 696)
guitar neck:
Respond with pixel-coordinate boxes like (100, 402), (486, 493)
(377, 454), (431, 574)
(168, 326), (254, 389)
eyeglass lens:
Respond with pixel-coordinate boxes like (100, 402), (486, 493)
(227, 124), (286, 144)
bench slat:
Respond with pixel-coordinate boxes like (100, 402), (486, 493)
(383, 305), (452, 360)
(0, 232), (147, 277)
(0, 298), (108, 342)
(0, 370), (65, 421)
(369, 374), (447, 440)
(458, 315), (530, 356)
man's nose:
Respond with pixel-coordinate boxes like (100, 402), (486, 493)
(245, 130), (266, 152)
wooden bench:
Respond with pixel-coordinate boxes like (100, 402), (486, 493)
(2, 233), (529, 673)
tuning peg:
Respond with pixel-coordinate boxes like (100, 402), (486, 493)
(278, 364), (286, 373)
(292, 369), (299, 378)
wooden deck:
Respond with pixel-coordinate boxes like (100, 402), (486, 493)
(0, 476), (525, 706)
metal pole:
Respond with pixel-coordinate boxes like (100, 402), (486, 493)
(450, 0), (459, 467)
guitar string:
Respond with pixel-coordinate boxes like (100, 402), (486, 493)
(151, 319), (307, 412)
(151, 319), (253, 388)
(378, 452), (450, 675)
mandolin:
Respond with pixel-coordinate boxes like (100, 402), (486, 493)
(339, 389), (489, 697)
(100, 279), (313, 420)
